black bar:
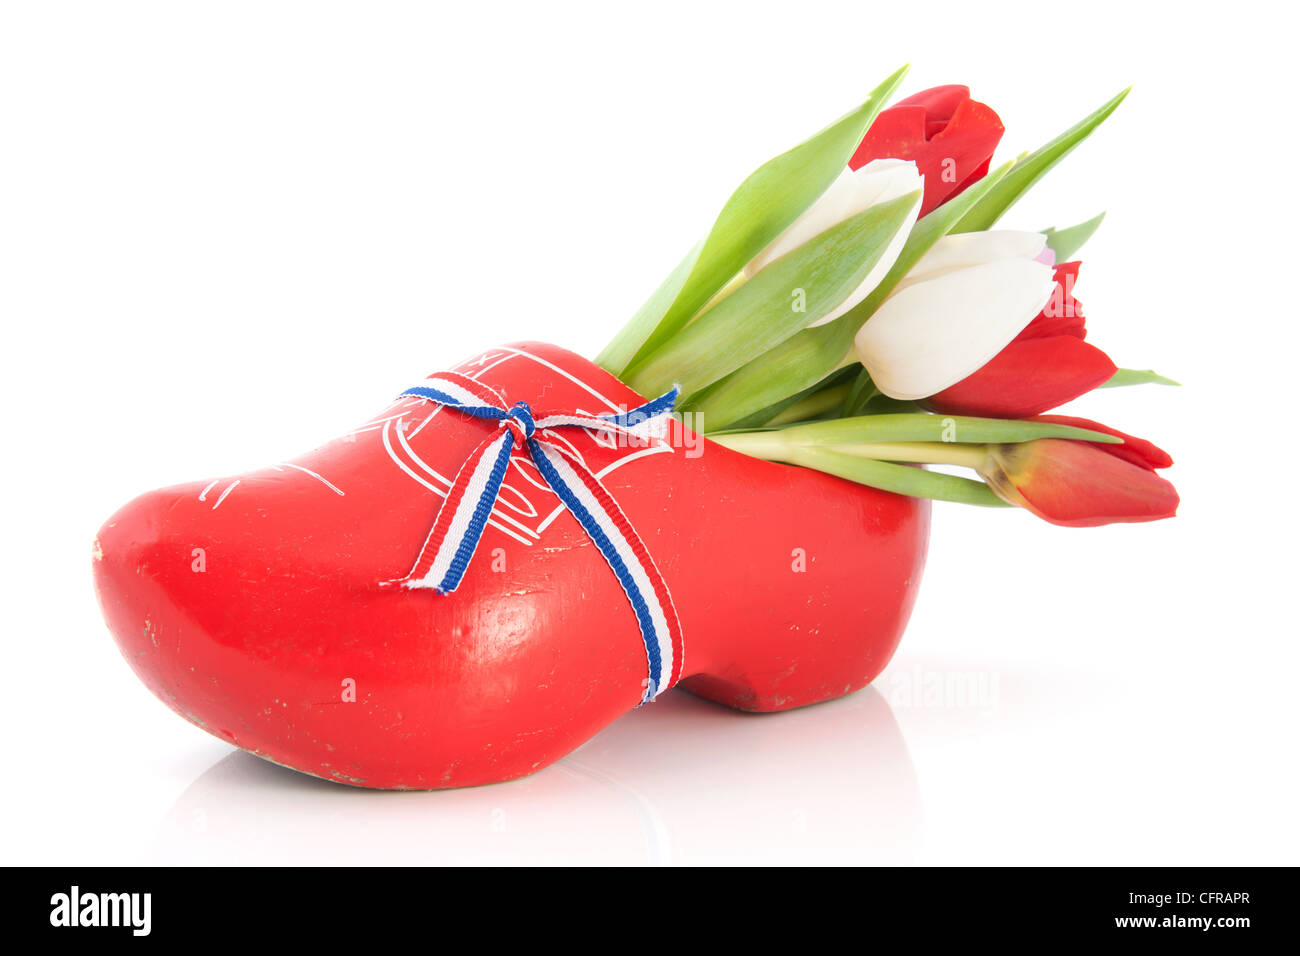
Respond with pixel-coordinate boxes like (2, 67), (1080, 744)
(10, 866), (1286, 942)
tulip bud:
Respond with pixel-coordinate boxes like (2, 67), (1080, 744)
(853, 231), (1057, 400)
(851, 85), (1005, 215)
(744, 159), (923, 326)
(977, 435), (1179, 527)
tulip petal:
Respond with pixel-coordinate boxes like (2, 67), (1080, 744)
(927, 336), (1116, 418)
(1018, 302), (1086, 340)
(1030, 415), (1174, 469)
(855, 257), (1056, 400)
(894, 84), (971, 121)
(1017, 261), (1084, 340)
(894, 231), (1047, 293)
(746, 160), (920, 277)
(984, 439), (1179, 527)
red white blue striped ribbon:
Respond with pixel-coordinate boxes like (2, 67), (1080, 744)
(386, 370), (684, 702)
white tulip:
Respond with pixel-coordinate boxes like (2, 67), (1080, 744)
(745, 159), (923, 327)
(854, 231), (1057, 400)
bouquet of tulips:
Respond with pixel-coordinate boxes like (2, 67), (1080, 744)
(597, 65), (1178, 526)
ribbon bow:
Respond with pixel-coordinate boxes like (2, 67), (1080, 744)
(388, 370), (684, 702)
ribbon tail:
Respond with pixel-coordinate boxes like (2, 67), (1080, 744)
(527, 438), (685, 702)
(533, 388), (680, 445)
(602, 387), (679, 428)
(394, 430), (516, 593)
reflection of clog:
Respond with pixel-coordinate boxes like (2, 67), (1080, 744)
(157, 688), (920, 865)
(94, 342), (930, 790)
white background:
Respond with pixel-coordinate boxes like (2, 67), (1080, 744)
(2, 1), (1296, 865)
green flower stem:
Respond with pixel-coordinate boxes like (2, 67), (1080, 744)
(707, 429), (796, 458)
(706, 410), (1121, 505)
(709, 432), (1006, 506)
(710, 430), (988, 469)
(824, 441), (989, 469)
(801, 449), (1009, 507)
(726, 412), (1120, 446)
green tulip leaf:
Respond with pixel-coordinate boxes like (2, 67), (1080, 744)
(626, 191), (920, 398)
(595, 242), (701, 374)
(718, 367), (858, 431)
(1101, 367), (1182, 388)
(606, 65), (910, 376)
(1043, 212), (1106, 262)
(954, 88), (1130, 233)
(837, 367), (879, 417)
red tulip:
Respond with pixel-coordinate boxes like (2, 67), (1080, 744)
(978, 421), (1178, 527)
(926, 261), (1117, 418)
(851, 85), (1004, 216)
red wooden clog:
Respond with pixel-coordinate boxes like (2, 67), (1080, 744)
(93, 342), (930, 789)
